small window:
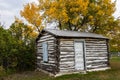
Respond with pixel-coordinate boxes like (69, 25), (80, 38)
(42, 42), (48, 62)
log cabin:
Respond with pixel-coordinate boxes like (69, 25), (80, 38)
(36, 29), (110, 76)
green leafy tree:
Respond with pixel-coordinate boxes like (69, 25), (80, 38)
(9, 18), (37, 71)
(0, 26), (17, 72)
(107, 19), (120, 52)
(0, 18), (37, 72)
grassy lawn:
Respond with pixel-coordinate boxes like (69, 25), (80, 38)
(1, 57), (120, 80)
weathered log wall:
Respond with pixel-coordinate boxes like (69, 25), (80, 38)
(36, 32), (109, 74)
(59, 38), (109, 72)
(59, 39), (75, 72)
(85, 39), (108, 70)
(36, 32), (58, 74)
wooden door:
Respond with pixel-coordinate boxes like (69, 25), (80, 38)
(74, 41), (85, 70)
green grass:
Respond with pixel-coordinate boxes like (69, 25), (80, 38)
(110, 56), (120, 61)
(1, 57), (120, 80)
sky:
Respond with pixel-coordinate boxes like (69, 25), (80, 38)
(0, 0), (38, 29)
(0, 0), (120, 29)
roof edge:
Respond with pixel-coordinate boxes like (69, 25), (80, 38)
(36, 29), (109, 42)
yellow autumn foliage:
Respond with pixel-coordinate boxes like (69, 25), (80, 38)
(20, 3), (42, 32)
(21, 0), (116, 32)
(40, 0), (89, 27)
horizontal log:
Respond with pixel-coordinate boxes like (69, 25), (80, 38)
(86, 54), (108, 57)
(60, 47), (74, 52)
(49, 57), (55, 61)
(60, 47), (74, 50)
(60, 41), (74, 45)
(86, 48), (107, 50)
(48, 51), (56, 54)
(59, 39), (74, 41)
(86, 47), (107, 49)
(60, 56), (74, 60)
(86, 51), (108, 54)
(37, 56), (42, 59)
(60, 52), (74, 55)
(37, 43), (42, 47)
(48, 49), (55, 51)
(86, 54), (107, 57)
(48, 46), (55, 50)
(60, 45), (74, 47)
(60, 58), (74, 62)
(48, 45), (55, 47)
(40, 35), (54, 39)
(60, 55), (74, 58)
(86, 61), (108, 66)
(48, 61), (56, 64)
(60, 64), (74, 68)
(41, 62), (56, 66)
(38, 38), (55, 42)
(38, 40), (55, 43)
(86, 57), (107, 60)
(86, 46), (107, 48)
(60, 61), (74, 65)
(60, 62), (74, 66)
(36, 53), (42, 56)
(86, 44), (107, 46)
(48, 55), (55, 58)
(87, 64), (108, 69)
(60, 66), (74, 69)
(47, 42), (55, 45)
(40, 63), (56, 73)
(86, 43), (107, 45)
(60, 50), (74, 52)
(86, 59), (107, 64)
(86, 52), (108, 55)
(86, 49), (107, 52)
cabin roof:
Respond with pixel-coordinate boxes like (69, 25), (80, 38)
(36, 29), (108, 41)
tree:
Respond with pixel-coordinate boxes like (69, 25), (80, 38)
(21, 0), (120, 51)
(21, 0), (116, 32)
(40, 0), (89, 30)
(9, 18), (37, 71)
(0, 18), (37, 72)
(107, 19), (120, 52)
(20, 3), (43, 32)
(87, 0), (116, 33)
(0, 26), (17, 71)
(9, 17), (38, 43)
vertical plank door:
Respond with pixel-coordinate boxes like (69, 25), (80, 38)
(74, 41), (85, 70)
